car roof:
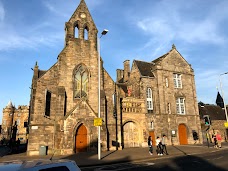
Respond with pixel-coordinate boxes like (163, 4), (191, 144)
(0, 159), (78, 171)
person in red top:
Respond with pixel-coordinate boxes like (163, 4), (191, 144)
(216, 132), (222, 148)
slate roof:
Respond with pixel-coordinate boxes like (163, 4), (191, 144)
(134, 60), (155, 77)
(152, 52), (170, 64)
(38, 70), (47, 78)
(198, 105), (227, 120)
(116, 83), (128, 94)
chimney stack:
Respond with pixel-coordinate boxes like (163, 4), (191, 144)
(116, 69), (124, 83)
(123, 60), (130, 82)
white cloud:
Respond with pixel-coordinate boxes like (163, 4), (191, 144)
(137, 14), (224, 46)
(0, 1), (5, 22)
(135, 0), (227, 56)
(0, 0), (107, 52)
(0, 31), (63, 51)
(195, 68), (228, 104)
(137, 18), (174, 37)
(196, 69), (220, 89)
(178, 20), (224, 44)
(42, 1), (68, 18)
(0, 1), (64, 52)
(136, 18), (175, 57)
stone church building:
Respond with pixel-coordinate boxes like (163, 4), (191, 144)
(27, 0), (202, 155)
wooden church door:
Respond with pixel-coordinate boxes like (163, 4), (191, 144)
(75, 124), (87, 152)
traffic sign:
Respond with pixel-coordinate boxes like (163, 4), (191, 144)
(94, 118), (102, 126)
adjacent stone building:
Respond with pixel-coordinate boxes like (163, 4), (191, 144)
(25, 0), (202, 155)
(116, 45), (202, 148)
(1, 101), (29, 143)
(199, 104), (228, 143)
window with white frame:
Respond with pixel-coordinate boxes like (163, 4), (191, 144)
(173, 73), (182, 88)
(176, 97), (185, 114)
(146, 88), (153, 111)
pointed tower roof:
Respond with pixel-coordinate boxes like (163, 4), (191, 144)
(66, 0), (97, 30)
(7, 100), (13, 108)
(68, 0), (97, 30)
(70, 0), (87, 19)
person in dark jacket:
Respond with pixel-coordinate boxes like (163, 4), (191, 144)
(148, 136), (153, 155)
(156, 136), (162, 155)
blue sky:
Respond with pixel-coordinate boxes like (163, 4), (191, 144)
(0, 0), (228, 123)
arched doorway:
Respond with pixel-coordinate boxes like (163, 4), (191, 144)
(178, 124), (188, 145)
(75, 124), (87, 152)
(123, 121), (139, 148)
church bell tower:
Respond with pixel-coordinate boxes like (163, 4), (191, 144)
(64, 0), (98, 49)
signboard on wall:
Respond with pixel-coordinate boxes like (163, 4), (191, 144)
(224, 122), (228, 128)
(94, 118), (102, 126)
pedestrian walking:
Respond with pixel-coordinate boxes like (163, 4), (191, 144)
(212, 133), (217, 148)
(161, 134), (169, 155)
(148, 136), (153, 155)
(216, 132), (222, 148)
(156, 136), (162, 156)
(193, 132), (198, 144)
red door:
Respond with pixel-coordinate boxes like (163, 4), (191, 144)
(149, 131), (156, 146)
(178, 124), (188, 145)
(76, 124), (87, 152)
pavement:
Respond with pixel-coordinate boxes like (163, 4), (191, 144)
(0, 142), (228, 168)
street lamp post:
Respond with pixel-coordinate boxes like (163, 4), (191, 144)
(219, 72), (228, 122)
(98, 29), (108, 160)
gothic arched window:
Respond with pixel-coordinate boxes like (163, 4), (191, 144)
(74, 65), (89, 98)
(74, 23), (79, 38)
(84, 26), (89, 40)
